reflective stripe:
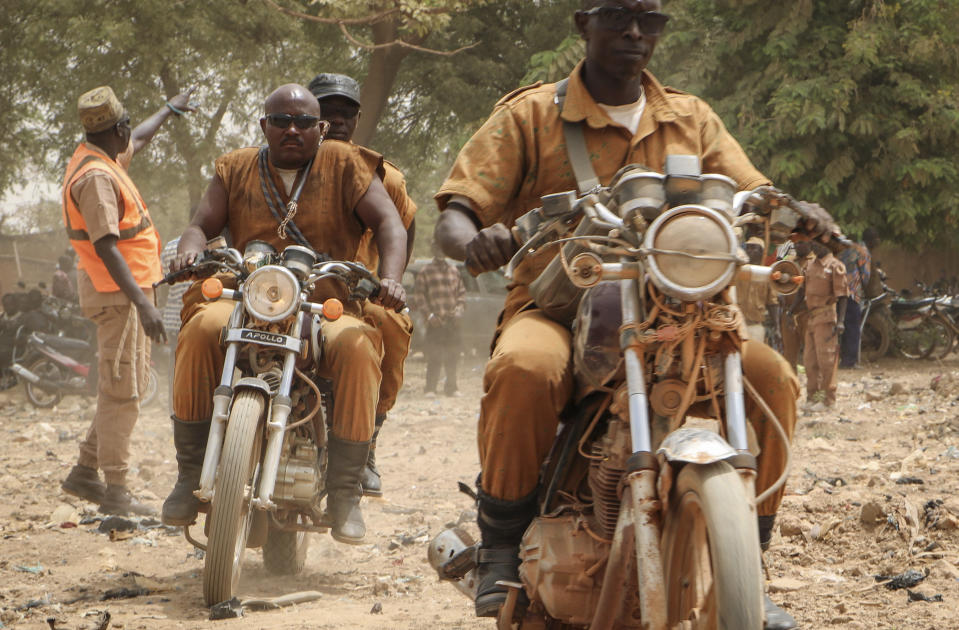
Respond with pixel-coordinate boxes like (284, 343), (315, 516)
(63, 152), (153, 242)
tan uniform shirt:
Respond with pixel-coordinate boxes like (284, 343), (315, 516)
(735, 277), (776, 325)
(804, 253), (848, 325)
(354, 159), (417, 271)
(211, 141), (381, 311)
(436, 60), (770, 326)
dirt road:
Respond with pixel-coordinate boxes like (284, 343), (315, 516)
(1, 355), (958, 629)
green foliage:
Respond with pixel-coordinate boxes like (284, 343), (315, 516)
(651, 0), (959, 248)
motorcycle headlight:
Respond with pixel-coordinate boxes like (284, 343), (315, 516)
(242, 265), (301, 323)
(643, 205), (738, 302)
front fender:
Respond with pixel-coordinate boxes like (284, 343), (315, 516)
(657, 427), (737, 465)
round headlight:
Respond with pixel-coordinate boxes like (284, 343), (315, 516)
(242, 265), (301, 322)
(643, 205), (737, 301)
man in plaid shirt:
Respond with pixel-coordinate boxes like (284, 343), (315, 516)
(413, 241), (466, 396)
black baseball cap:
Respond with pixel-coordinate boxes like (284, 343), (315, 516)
(308, 73), (361, 106)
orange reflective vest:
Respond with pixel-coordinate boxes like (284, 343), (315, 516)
(62, 143), (162, 293)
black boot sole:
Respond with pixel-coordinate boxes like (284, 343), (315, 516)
(61, 482), (105, 504)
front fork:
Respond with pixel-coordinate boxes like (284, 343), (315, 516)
(194, 303), (304, 513)
(616, 275), (755, 629)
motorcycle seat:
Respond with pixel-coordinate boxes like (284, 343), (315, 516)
(34, 332), (92, 354)
(891, 297), (935, 311)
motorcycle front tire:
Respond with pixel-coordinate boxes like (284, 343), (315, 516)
(929, 316), (955, 360)
(898, 319), (938, 360)
(661, 461), (763, 630)
(24, 357), (64, 409)
(203, 390), (265, 607)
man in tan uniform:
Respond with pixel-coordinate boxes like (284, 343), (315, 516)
(780, 240), (814, 371)
(60, 86), (192, 515)
(433, 3), (814, 627)
(801, 240), (848, 409)
(161, 84), (407, 545)
(308, 73), (417, 497)
(736, 237), (780, 345)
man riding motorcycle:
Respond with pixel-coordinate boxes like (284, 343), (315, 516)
(162, 83), (407, 545)
(433, 2), (832, 628)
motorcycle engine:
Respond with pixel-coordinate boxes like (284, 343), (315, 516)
(588, 417), (632, 539)
(273, 433), (323, 509)
(519, 515), (609, 626)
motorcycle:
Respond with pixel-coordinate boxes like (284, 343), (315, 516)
(9, 328), (159, 409)
(860, 275), (948, 361)
(161, 238), (381, 606)
(429, 157), (818, 629)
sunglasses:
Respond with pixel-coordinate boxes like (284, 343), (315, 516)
(584, 7), (670, 36)
(265, 113), (322, 130)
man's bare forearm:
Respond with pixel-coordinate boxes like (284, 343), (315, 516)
(435, 204), (480, 261)
(94, 237), (152, 307)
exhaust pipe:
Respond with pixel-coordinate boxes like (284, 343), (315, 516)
(11, 363), (40, 384)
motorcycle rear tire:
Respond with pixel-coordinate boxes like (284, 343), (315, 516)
(203, 390), (265, 606)
(860, 315), (891, 362)
(662, 461), (763, 630)
(898, 319), (938, 360)
(262, 520), (309, 575)
(24, 357), (64, 409)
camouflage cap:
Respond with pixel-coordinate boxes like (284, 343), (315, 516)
(78, 86), (125, 133)
(307, 73), (361, 106)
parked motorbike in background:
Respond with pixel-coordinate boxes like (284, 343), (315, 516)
(162, 239), (383, 606)
(429, 157), (824, 629)
(860, 271), (950, 361)
(11, 329), (159, 409)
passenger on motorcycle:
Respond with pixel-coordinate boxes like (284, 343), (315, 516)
(162, 84), (407, 545)
(433, 2), (828, 628)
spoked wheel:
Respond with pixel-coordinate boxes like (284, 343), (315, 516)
(898, 319), (939, 360)
(24, 357), (64, 408)
(141, 366), (160, 407)
(929, 316), (955, 360)
(860, 315), (891, 362)
(662, 462), (763, 630)
(262, 514), (310, 575)
(203, 390), (265, 606)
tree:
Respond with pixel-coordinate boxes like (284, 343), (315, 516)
(652, 0), (959, 248)
(3, 0), (343, 235)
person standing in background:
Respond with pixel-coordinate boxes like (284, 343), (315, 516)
(60, 85), (194, 516)
(52, 255), (77, 302)
(413, 241), (466, 397)
(736, 237), (779, 345)
(838, 228), (873, 368)
(780, 240), (814, 372)
(800, 240), (848, 410)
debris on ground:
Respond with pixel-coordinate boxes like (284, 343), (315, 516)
(876, 569), (926, 590)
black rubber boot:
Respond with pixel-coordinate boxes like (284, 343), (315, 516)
(161, 419), (210, 526)
(474, 484), (538, 618)
(361, 414), (385, 498)
(326, 435), (370, 545)
(759, 515), (798, 630)
(100, 485), (157, 517)
(61, 464), (106, 504)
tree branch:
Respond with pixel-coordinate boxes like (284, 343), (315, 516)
(263, 0), (479, 56)
(337, 22), (479, 56)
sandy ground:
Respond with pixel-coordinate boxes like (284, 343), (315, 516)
(1, 353), (958, 630)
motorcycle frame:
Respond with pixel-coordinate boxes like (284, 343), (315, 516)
(194, 291), (308, 514)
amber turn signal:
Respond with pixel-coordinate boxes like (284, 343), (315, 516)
(201, 277), (223, 300)
(323, 298), (344, 321)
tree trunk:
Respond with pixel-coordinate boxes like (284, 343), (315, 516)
(354, 18), (418, 147)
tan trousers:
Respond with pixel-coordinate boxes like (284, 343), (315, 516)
(77, 305), (151, 486)
(172, 300), (383, 442)
(362, 302), (413, 417)
(804, 320), (839, 405)
(479, 308), (798, 517)
(780, 311), (808, 372)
